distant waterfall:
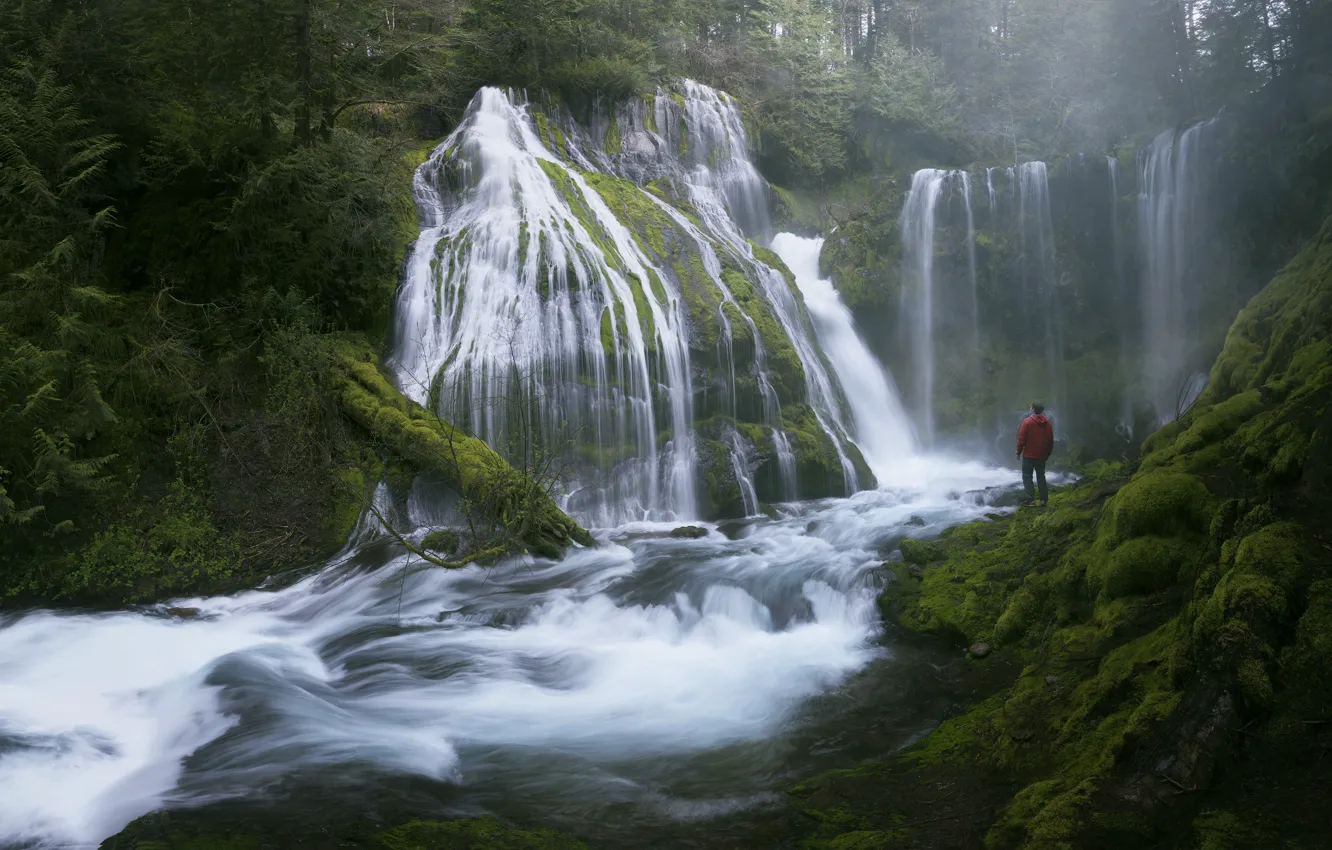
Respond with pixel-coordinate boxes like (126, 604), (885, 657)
(1016, 162), (1066, 434)
(771, 234), (915, 479)
(1138, 119), (1219, 423)
(898, 169), (981, 446)
(392, 83), (868, 525)
(899, 170), (949, 445)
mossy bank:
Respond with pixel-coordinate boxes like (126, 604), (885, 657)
(789, 216), (1332, 849)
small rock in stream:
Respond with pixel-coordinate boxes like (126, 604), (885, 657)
(968, 642), (993, 659)
(166, 607), (202, 619)
(669, 525), (709, 539)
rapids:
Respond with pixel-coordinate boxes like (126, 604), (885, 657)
(0, 80), (1036, 849)
(0, 461), (1022, 849)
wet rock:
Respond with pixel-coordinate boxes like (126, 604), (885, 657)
(906, 515), (928, 527)
(968, 642), (993, 659)
(670, 525), (709, 539)
(166, 607), (201, 619)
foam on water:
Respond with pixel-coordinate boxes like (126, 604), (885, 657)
(0, 460), (1018, 848)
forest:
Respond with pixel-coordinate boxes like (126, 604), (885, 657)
(2, 0), (1332, 848)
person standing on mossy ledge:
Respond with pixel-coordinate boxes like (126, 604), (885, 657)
(1015, 401), (1054, 507)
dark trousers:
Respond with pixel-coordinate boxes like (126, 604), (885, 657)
(1022, 457), (1048, 504)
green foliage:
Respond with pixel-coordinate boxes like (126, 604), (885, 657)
(67, 478), (242, 603)
(224, 132), (416, 333)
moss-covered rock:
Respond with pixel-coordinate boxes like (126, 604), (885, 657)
(333, 343), (593, 559)
(898, 538), (944, 566)
(100, 811), (588, 850)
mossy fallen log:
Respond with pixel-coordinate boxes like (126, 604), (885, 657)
(333, 345), (593, 560)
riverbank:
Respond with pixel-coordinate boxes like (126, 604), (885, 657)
(790, 216), (1332, 849)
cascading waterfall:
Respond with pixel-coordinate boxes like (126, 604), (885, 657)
(899, 170), (949, 445)
(898, 168), (982, 446)
(1016, 161), (1066, 433)
(1138, 118), (1218, 423)
(771, 234), (915, 480)
(1108, 155), (1135, 435)
(392, 83), (867, 524)
(961, 173), (979, 353)
(0, 78), (1040, 850)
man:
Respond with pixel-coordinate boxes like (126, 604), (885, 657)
(1015, 402), (1054, 507)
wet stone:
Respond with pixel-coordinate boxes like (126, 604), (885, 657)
(968, 642), (993, 659)
(669, 525), (709, 539)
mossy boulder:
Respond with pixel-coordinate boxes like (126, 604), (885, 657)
(898, 538), (944, 566)
(1101, 470), (1212, 544)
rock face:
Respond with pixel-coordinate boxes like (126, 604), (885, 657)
(394, 83), (872, 526)
(790, 215), (1332, 850)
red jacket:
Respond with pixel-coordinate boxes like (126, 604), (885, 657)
(1017, 414), (1053, 460)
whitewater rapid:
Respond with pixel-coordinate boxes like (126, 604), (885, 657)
(0, 460), (1019, 849)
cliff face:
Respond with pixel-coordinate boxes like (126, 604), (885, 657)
(792, 216), (1332, 849)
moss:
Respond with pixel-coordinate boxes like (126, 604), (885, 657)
(1088, 535), (1194, 599)
(421, 529), (460, 553)
(531, 109), (566, 156)
(899, 538), (944, 566)
(791, 217), (1332, 850)
(720, 264), (806, 404)
(99, 812), (587, 850)
(333, 343), (592, 558)
(1102, 470), (1212, 544)
(604, 113), (622, 155)
(376, 817), (588, 850)
(1279, 578), (1332, 717)
(598, 306), (615, 358)
(327, 462), (376, 546)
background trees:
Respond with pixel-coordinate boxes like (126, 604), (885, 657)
(2, 0), (1325, 600)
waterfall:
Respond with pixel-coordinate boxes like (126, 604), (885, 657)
(391, 83), (866, 525)
(770, 234), (915, 480)
(1016, 162), (1066, 433)
(1138, 119), (1218, 423)
(899, 170), (948, 445)
(960, 173), (979, 353)
(1108, 155), (1134, 434)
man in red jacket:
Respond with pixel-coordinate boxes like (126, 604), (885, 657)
(1016, 401), (1054, 507)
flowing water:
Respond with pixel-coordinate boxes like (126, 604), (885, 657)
(392, 83), (863, 524)
(899, 169), (950, 446)
(769, 234), (915, 478)
(1138, 118), (1219, 423)
(0, 462), (1020, 850)
(0, 81), (1037, 849)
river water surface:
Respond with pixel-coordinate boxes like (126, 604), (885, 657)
(0, 459), (1023, 849)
